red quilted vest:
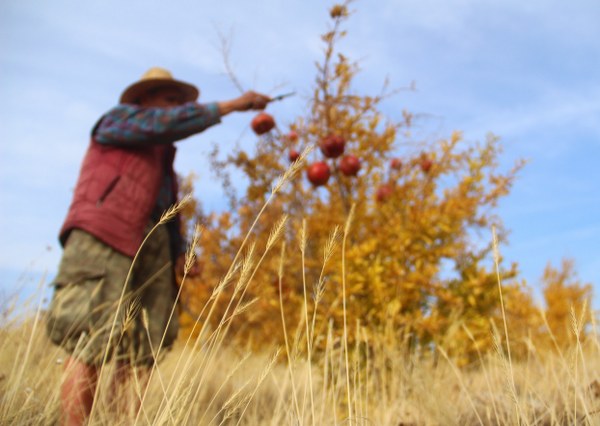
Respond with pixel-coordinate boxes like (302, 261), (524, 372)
(59, 137), (177, 258)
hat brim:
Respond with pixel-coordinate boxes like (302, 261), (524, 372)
(119, 78), (199, 104)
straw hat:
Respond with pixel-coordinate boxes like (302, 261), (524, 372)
(119, 67), (199, 104)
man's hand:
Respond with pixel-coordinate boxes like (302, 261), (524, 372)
(217, 91), (271, 116)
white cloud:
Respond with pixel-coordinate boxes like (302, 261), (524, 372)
(464, 86), (600, 143)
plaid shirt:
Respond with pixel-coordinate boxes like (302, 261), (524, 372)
(94, 102), (221, 146)
(92, 102), (221, 255)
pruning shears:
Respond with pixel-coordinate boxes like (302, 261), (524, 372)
(269, 92), (296, 102)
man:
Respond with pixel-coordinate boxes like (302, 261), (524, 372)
(45, 67), (271, 425)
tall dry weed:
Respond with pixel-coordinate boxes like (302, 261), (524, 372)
(1, 192), (600, 424)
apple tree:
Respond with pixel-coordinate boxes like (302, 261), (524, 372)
(175, 2), (592, 362)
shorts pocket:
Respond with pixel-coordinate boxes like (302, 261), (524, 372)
(46, 269), (105, 347)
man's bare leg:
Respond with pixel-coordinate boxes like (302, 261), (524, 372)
(61, 357), (98, 426)
(111, 361), (150, 421)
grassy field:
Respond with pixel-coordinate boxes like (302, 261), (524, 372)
(1, 289), (599, 425)
(1, 196), (598, 425)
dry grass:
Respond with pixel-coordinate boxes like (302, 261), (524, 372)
(2, 166), (600, 425)
(2, 302), (600, 425)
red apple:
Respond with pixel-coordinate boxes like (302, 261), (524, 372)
(307, 161), (331, 186)
(375, 184), (393, 202)
(320, 134), (346, 158)
(288, 149), (300, 163)
(251, 112), (275, 135)
(339, 155), (361, 176)
(420, 155), (433, 173)
(390, 158), (403, 171)
(287, 130), (299, 143)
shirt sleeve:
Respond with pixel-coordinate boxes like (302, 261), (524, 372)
(93, 102), (222, 146)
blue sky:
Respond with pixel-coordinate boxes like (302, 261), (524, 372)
(1, 0), (599, 307)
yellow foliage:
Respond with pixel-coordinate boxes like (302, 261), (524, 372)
(541, 258), (593, 348)
(175, 2), (594, 363)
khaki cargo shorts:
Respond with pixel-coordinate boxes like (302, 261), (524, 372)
(46, 225), (179, 366)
